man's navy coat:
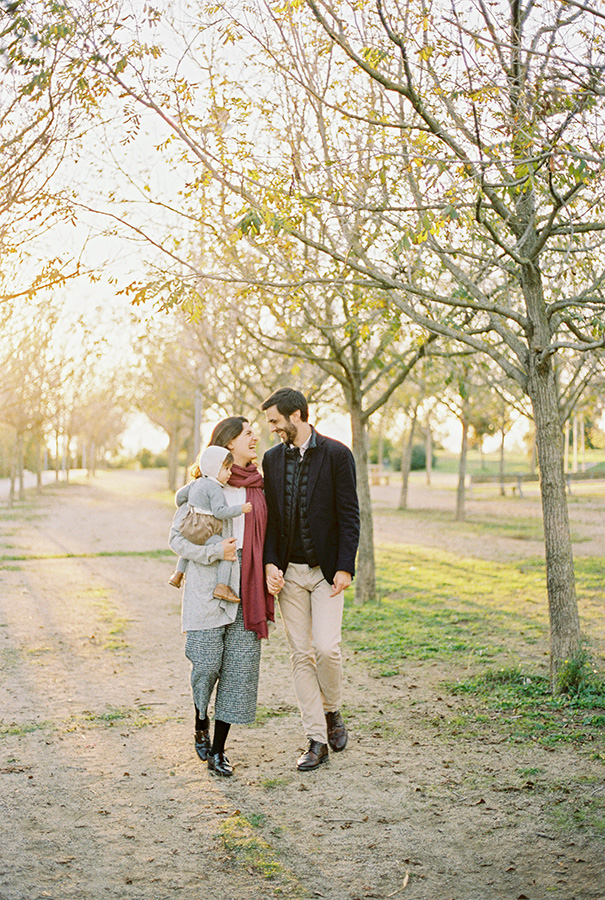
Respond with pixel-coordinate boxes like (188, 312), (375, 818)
(262, 430), (360, 585)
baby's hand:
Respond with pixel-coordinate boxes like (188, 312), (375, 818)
(242, 502), (252, 514)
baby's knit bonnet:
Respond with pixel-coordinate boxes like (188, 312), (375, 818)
(198, 445), (230, 480)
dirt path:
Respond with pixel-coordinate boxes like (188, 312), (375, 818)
(1, 470), (603, 900)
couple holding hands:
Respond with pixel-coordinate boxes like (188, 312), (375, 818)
(169, 388), (360, 776)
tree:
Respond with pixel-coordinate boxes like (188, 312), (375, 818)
(0, 0), (104, 302)
(133, 327), (197, 492)
(0, 296), (61, 504)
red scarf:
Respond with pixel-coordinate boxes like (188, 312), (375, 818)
(228, 463), (274, 639)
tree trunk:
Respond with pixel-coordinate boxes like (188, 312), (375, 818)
(17, 433), (25, 500)
(349, 401), (375, 604)
(572, 414), (578, 474)
(563, 420), (570, 472)
(399, 404), (418, 510)
(527, 368), (580, 689)
(499, 426), (506, 497)
(456, 410), (469, 521)
(523, 261), (580, 690)
(55, 431), (61, 482)
(425, 420), (432, 486)
(167, 431), (179, 493)
(8, 431), (17, 509)
(63, 437), (70, 483)
(32, 431), (43, 491)
(529, 428), (537, 475)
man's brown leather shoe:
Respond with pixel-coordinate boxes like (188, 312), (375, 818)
(297, 739), (329, 771)
(326, 710), (348, 752)
(213, 583), (241, 603)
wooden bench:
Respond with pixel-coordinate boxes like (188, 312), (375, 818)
(469, 469), (605, 497)
(369, 465), (391, 486)
(468, 473), (539, 498)
(564, 469), (605, 493)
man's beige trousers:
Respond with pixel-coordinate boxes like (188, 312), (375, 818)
(278, 562), (344, 744)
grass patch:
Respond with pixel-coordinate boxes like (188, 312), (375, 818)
(0, 647), (20, 670)
(549, 787), (605, 837)
(0, 720), (51, 738)
(78, 586), (131, 651)
(218, 812), (298, 888)
(84, 705), (153, 725)
(517, 766), (544, 777)
(0, 549), (173, 562)
(345, 544), (605, 670)
(0, 502), (38, 519)
(568, 556), (605, 597)
(379, 505), (589, 544)
(343, 544), (548, 666)
(62, 705), (158, 732)
(446, 666), (605, 751)
(252, 704), (297, 727)
(343, 543), (605, 754)
(261, 776), (293, 790)
(83, 706), (134, 723)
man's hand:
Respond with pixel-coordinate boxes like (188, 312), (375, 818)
(330, 570), (352, 597)
(222, 537), (237, 561)
(265, 563), (285, 596)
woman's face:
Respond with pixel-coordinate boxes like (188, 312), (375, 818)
(227, 422), (258, 467)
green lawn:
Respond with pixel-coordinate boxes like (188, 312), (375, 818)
(343, 543), (605, 754)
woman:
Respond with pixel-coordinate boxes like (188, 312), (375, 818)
(169, 416), (274, 777)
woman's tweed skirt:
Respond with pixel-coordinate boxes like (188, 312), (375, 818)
(185, 604), (260, 724)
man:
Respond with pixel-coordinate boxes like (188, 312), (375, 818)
(261, 388), (360, 771)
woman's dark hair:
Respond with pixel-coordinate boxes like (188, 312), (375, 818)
(209, 416), (248, 449)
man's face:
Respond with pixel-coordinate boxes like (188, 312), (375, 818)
(264, 405), (299, 444)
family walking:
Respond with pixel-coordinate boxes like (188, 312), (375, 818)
(168, 389), (360, 776)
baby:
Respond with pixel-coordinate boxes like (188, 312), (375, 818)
(168, 445), (251, 603)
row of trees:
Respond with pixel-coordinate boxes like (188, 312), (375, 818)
(0, 294), (130, 504)
(3, 297), (601, 510)
(2, 0), (605, 686)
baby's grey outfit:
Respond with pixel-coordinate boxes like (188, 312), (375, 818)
(174, 478), (245, 593)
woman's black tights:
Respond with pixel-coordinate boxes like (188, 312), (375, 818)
(195, 706), (231, 754)
(194, 706), (208, 732)
(210, 719), (231, 755)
